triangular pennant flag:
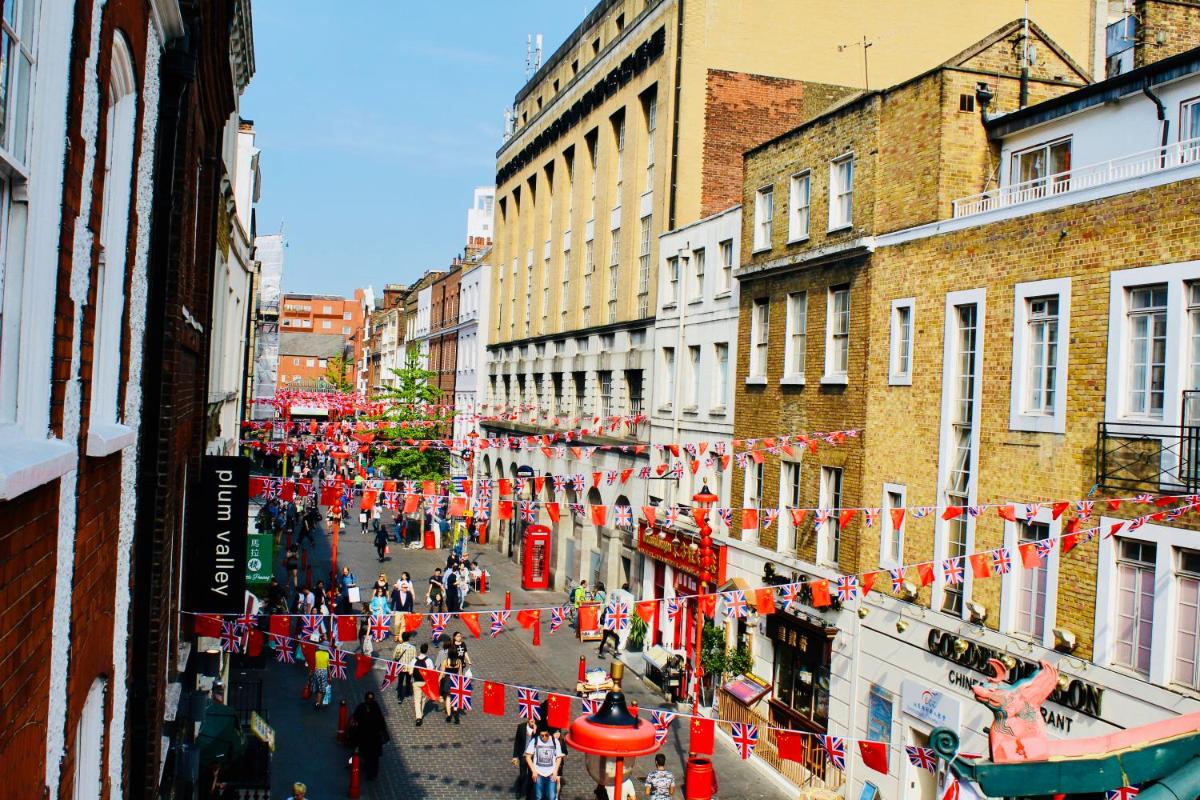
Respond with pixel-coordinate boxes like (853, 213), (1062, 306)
(635, 601), (656, 624)
(916, 562), (935, 587)
(403, 613), (423, 633)
(461, 612), (482, 639)
(942, 506), (964, 521)
(810, 580), (832, 607)
(997, 504), (1017, 522)
(790, 508), (809, 527)
(838, 509), (857, 529)
(419, 669), (441, 701)
(755, 588), (776, 615)
(546, 502), (560, 523)
(1051, 501), (1069, 520)
(861, 572), (878, 596)
(742, 509), (759, 530)
(642, 506), (656, 526)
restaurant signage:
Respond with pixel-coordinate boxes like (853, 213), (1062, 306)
(186, 456), (250, 614)
(636, 522), (727, 583)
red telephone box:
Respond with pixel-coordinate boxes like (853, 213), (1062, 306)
(521, 524), (551, 590)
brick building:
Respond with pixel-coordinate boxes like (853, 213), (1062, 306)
(428, 263), (463, 397)
(278, 289), (367, 389)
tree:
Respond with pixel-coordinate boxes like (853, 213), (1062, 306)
(370, 348), (451, 481)
(323, 354), (353, 392)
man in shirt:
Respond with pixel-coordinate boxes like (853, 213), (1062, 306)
(523, 726), (562, 800)
(644, 753), (676, 797)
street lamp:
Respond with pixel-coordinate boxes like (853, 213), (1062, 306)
(566, 662), (659, 798)
(690, 482), (719, 715)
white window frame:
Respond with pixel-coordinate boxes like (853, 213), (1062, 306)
(822, 286), (850, 385)
(888, 298), (915, 386)
(1105, 261), (1200, 427)
(748, 298), (769, 383)
(999, 506), (1061, 649)
(660, 347), (675, 410)
(72, 677), (107, 800)
(689, 247), (704, 303)
(711, 342), (729, 413)
(1010, 277), (1070, 433)
(743, 459), (763, 545)
(778, 459), (802, 555)
(663, 255), (678, 307)
(817, 465), (842, 566)
(685, 344), (700, 411)
(828, 154), (854, 231)
(880, 482), (906, 570)
(1095, 518), (1197, 688)
(787, 171), (810, 242)
(718, 238), (733, 294)
(782, 291), (807, 384)
(753, 185), (773, 252)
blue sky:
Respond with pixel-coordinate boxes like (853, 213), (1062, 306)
(243, 2), (586, 296)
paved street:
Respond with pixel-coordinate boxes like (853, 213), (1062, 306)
(261, 506), (792, 799)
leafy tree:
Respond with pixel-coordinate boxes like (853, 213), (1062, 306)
(323, 354), (353, 392)
(371, 348), (451, 480)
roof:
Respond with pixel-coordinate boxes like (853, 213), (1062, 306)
(278, 333), (347, 358)
(986, 44), (1200, 138)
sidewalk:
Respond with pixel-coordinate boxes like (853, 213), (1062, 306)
(261, 508), (793, 799)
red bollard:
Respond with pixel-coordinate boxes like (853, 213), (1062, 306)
(336, 699), (348, 742)
(578, 655), (587, 682)
(630, 700), (638, 718)
(347, 752), (362, 798)
(479, 571), (488, 593)
(504, 590), (511, 610)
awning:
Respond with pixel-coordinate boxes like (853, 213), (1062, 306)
(195, 700), (245, 764)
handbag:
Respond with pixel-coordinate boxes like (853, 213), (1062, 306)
(384, 544), (391, 556)
(323, 684), (333, 705)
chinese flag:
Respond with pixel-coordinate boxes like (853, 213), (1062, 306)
(636, 601), (657, 624)
(497, 479), (512, 496)
(246, 630), (264, 657)
(790, 508), (809, 528)
(578, 605), (599, 632)
(642, 506), (657, 526)
(449, 496), (467, 517)
(1106, 498), (1122, 511)
(968, 553), (992, 579)
(755, 588), (776, 616)
(742, 509), (759, 530)
(483, 681), (506, 716)
(320, 485), (340, 506)
(838, 509), (857, 529)
(498, 500), (514, 520)
(269, 615), (289, 638)
(689, 717), (715, 755)
(336, 615), (358, 643)
(861, 572), (878, 596)
(916, 562), (935, 587)
(996, 504), (1017, 522)
(419, 669), (441, 701)
(1051, 501), (1069, 520)
(546, 693), (572, 730)
(403, 494), (420, 513)
(1061, 532), (1082, 554)
(403, 613), (424, 633)
(699, 594), (717, 617)
(810, 580), (832, 608)
(422, 480), (436, 497)
(858, 740), (889, 774)
(461, 612), (481, 639)
(195, 614), (222, 638)
(517, 609), (540, 629)
(942, 505), (963, 521)
(1019, 542), (1042, 569)
(361, 490), (377, 511)
(546, 502), (561, 523)
(590, 505), (607, 526)
(300, 641), (317, 666)
(692, 507), (710, 528)
(890, 508), (905, 531)
(355, 653), (373, 679)
(776, 731), (803, 763)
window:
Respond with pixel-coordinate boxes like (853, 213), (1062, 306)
(625, 369), (644, 420)
(712, 343), (729, 410)
(552, 373), (564, 416)
(599, 370), (613, 418)
(1115, 539), (1157, 674)
(1189, 282), (1200, 391)
(1011, 279), (1070, 433)
(1183, 98), (1200, 143)
(72, 678), (107, 800)
(1011, 137), (1071, 194)
(1175, 548), (1200, 688)
(881, 485), (905, 568)
(1127, 284), (1167, 417)
(784, 292), (807, 381)
(319, 359), (327, 368)
(819, 466), (843, 564)
(587, 130), (598, 218)
(754, 186), (774, 250)
(643, 89), (657, 191)
(323, 305), (333, 314)
(889, 299), (914, 385)
(664, 256), (678, 305)
(87, 34), (138, 454)
(612, 111), (625, 191)
(573, 371), (587, 416)
(788, 172), (810, 241)
(942, 300), (981, 617)
(660, 347), (675, 408)
(719, 239), (733, 293)
(744, 460), (763, 540)
(322, 320), (332, 330)
(686, 345), (700, 409)
(829, 156), (854, 229)
(824, 287), (850, 381)
(749, 298), (770, 379)
(637, 215), (651, 316)
(292, 358), (300, 366)
(583, 239), (595, 310)
(343, 311), (352, 320)
(1025, 296), (1059, 413)
(779, 461), (802, 553)
(690, 248), (704, 302)
(608, 228), (620, 323)
(306, 358), (314, 368)
(342, 326), (350, 335)
(1015, 521), (1051, 640)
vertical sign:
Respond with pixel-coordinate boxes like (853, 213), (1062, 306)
(188, 455), (250, 614)
(245, 533), (273, 585)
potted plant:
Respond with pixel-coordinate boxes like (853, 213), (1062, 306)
(626, 615), (648, 653)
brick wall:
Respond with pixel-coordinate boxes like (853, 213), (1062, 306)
(1135, 0), (1200, 68)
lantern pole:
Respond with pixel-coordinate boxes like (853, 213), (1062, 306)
(690, 483), (718, 716)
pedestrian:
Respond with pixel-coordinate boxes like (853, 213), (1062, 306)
(512, 717), (539, 799)
(391, 572), (415, 613)
(448, 630), (473, 673)
(411, 643), (434, 726)
(284, 544), (300, 587)
(328, 503), (342, 538)
(373, 572), (389, 595)
(369, 587), (391, 617)
(457, 561), (472, 608)
(644, 753), (676, 798)
(359, 506), (369, 534)
(339, 566), (357, 597)
(392, 631), (417, 701)
(444, 568), (461, 613)
(286, 781), (308, 800)
(426, 568), (445, 613)
(297, 508), (315, 548)
(439, 638), (466, 724)
(310, 647), (330, 710)
(593, 582), (607, 609)
(374, 524), (389, 562)
(350, 692), (389, 781)
(524, 725), (563, 800)
(571, 580), (588, 608)
(597, 602), (619, 658)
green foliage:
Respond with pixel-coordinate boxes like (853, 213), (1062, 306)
(323, 354), (353, 392)
(699, 621), (753, 678)
(371, 348), (451, 481)
(627, 615), (648, 649)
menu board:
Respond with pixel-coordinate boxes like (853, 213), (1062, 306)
(722, 673), (771, 706)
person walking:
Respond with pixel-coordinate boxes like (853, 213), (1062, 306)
(350, 692), (389, 781)
(644, 753), (676, 798)
(426, 568), (445, 613)
(391, 573), (415, 613)
(411, 643), (434, 726)
(339, 566), (357, 598)
(310, 647), (330, 711)
(284, 544), (300, 588)
(392, 632), (417, 701)
(524, 726), (563, 800)
(286, 782), (308, 800)
(359, 505), (369, 535)
(597, 602), (619, 659)
(444, 568), (461, 613)
(439, 638), (466, 724)
(374, 524), (389, 562)
(512, 717), (538, 799)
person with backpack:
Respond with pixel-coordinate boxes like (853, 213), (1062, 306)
(410, 643), (434, 726)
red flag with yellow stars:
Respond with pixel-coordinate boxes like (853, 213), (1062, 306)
(483, 681), (505, 716)
(689, 717), (715, 754)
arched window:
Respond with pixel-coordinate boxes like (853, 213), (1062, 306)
(88, 33), (137, 455)
(72, 677), (107, 800)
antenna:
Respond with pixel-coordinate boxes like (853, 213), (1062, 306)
(837, 35), (873, 91)
(525, 34), (532, 77)
(535, 34), (543, 71)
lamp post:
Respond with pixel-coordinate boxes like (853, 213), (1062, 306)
(690, 483), (719, 715)
(566, 662), (660, 798)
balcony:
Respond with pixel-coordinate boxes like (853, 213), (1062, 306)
(1097, 393), (1200, 493)
(953, 137), (1200, 218)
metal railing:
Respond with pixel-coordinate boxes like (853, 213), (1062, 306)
(1097, 393), (1200, 493)
(953, 137), (1200, 218)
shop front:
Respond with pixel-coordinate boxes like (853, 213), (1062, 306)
(635, 520), (727, 652)
(765, 610), (837, 780)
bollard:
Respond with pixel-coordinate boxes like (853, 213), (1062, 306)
(578, 655), (587, 682)
(479, 571), (488, 593)
(302, 676), (312, 700)
(630, 700), (639, 718)
(504, 590), (511, 611)
(347, 752), (362, 798)
(336, 699), (348, 742)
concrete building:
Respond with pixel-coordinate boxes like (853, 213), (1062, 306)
(482, 0), (1100, 593)
(251, 232), (285, 418)
(365, 283), (407, 392)
(456, 256), (492, 451)
(467, 185), (496, 252)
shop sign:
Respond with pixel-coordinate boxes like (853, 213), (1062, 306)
(926, 629), (1104, 719)
(245, 533), (273, 585)
(187, 456), (250, 614)
(636, 522), (726, 582)
(250, 711), (275, 751)
(901, 680), (961, 731)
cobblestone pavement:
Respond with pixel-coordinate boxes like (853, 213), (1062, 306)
(262, 507), (792, 799)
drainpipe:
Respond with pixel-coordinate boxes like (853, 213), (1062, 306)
(1143, 84), (1170, 155)
(1019, 8), (1031, 108)
(667, 0), (684, 229)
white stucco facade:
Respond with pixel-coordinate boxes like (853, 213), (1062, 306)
(455, 260), (491, 449)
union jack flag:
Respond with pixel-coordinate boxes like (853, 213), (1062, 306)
(615, 504), (633, 529)
(1024, 503), (1040, 522)
(448, 675), (473, 711)
(814, 508), (832, 528)
(889, 568), (906, 593)
(725, 591), (749, 619)
(553, 475), (566, 494)
(220, 622), (243, 654)
(550, 606), (566, 633)
(604, 601), (630, 633)
(763, 509), (779, 529)
(369, 613), (391, 641)
(430, 613), (450, 638)
(718, 507), (732, 528)
(911, 506), (934, 519)
(1168, 504), (1189, 520)
(650, 710), (676, 730)
(519, 500), (537, 523)
(663, 506), (679, 528)
(666, 598), (681, 622)
(943, 557), (965, 585)
(1128, 515), (1147, 532)
(637, 466), (652, 480)
(992, 547), (1012, 575)
(967, 505), (986, 518)
(906, 746), (937, 772)
(516, 688), (542, 721)
(731, 722), (759, 759)
(836, 575), (860, 601)
(301, 615), (321, 638)
(582, 698), (602, 716)
(489, 610), (510, 638)
(381, 660), (402, 691)
(271, 634), (293, 662)
(1075, 500), (1094, 519)
(568, 502), (585, 518)
(1034, 538), (1056, 559)
(863, 508), (879, 527)
(1135, 493), (1154, 504)
(654, 725), (670, 745)
(328, 649), (348, 680)
(606, 470), (618, 486)
(822, 735), (846, 770)
(235, 612), (257, 633)
(571, 474), (587, 492)
(781, 583), (801, 611)
(515, 478), (528, 495)
(1106, 786), (1140, 800)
